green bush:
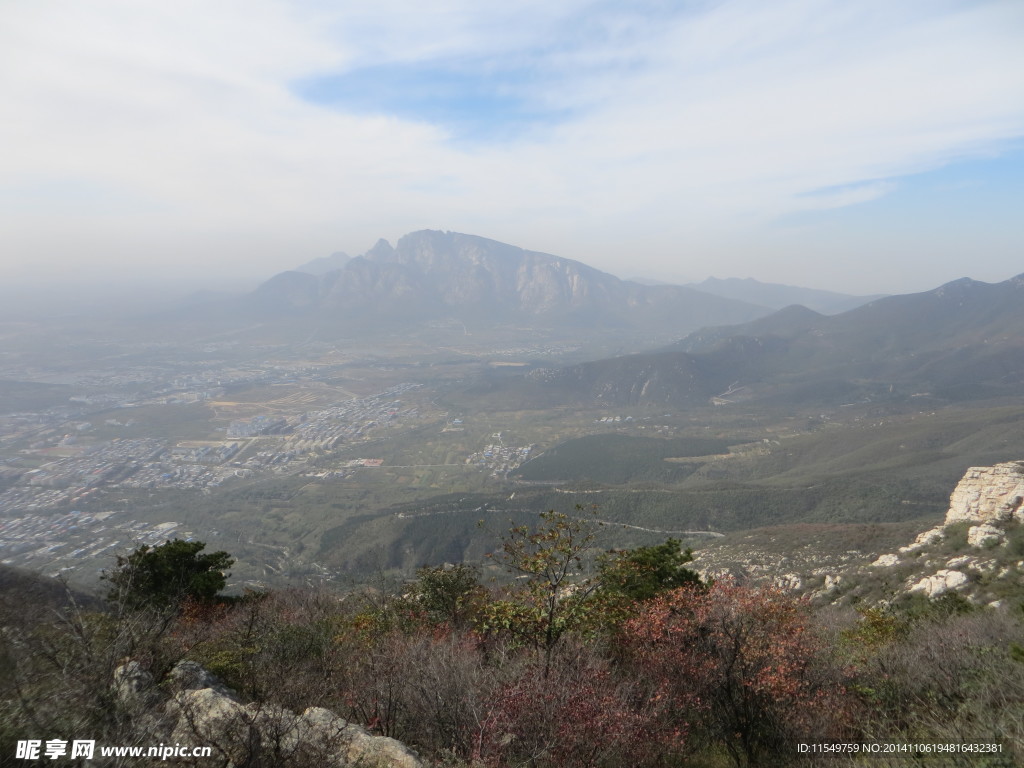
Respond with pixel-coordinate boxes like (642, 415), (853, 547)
(103, 539), (233, 609)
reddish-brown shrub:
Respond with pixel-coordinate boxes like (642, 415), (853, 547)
(624, 581), (848, 767)
(475, 640), (683, 768)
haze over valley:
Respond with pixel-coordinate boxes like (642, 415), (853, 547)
(2, 231), (1023, 593)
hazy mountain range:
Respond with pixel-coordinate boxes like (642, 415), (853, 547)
(236, 230), (770, 339)
(162, 229), (1021, 410)
(295, 251), (352, 275)
(152, 230), (904, 352)
(491, 274), (1024, 408)
(686, 276), (886, 314)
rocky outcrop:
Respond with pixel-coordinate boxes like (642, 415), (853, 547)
(870, 554), (900, 567)
(863, 462), (1024, 606)
(893, 463), (1024, 557)
(907, 569), (970, 598)
(967, 523), (1006, 548)
(898, 526), (945, 554)
(167, 690), (419, 768)
(945, 462), (1024, 525)
(167, 659), (237, 698)
(773, 573), (803, 590)
(113, 660), (161, 709)
(114, 661), (422, 768)
(681, 463), (1024, 609)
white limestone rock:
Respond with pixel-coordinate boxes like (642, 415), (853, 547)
(774, 573), (803, 590)
(811, 574), (842, 600)
(945, 462), (1024, 525)
(967, 523), (1005, 548)
(168, 687), (249, 750)
(871, 554), (900, 567)
(908, 569), (969, 598)
(899, 526), (944, 554)
(170, 688), (425, 767)
(167, 660), (239, 699)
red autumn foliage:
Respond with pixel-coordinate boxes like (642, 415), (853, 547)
(623, 580), (849, 767)
(476, 642), (684, 768)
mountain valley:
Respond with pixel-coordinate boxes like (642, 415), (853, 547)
(0, 232), (1022, 603)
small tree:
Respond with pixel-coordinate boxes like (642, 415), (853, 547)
(482, 507), (600, 677)
(104, 539), (233, 610)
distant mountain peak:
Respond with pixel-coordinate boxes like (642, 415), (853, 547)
(367, 238), (395, 259)
(243, 230), (770, 339)
(931, 276), (985, 296)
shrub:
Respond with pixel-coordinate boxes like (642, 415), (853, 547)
(409, 563), (487, 630)
(850, 608), (1024, 758)
(623, 581), (849, 767)
(477, 641), (681, 768)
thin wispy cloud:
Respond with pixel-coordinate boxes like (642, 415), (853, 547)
(0, 0), (1022, 292)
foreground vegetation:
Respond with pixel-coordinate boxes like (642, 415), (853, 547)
(2, 517), (1023, 767)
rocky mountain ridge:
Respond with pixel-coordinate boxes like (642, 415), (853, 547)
(680, 273), (1024, 361)
(295, 251), (351, 276)
(244, 230), (769, 338)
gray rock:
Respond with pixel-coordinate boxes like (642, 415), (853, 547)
(166, 675), (423, 767)
(898, 526), (944, 553)
(301, 707), (422, 768)
(113, 661), (160, 709)
(166, 660), (238, 699)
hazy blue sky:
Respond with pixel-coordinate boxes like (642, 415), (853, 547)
(2, 0), (1022, 294)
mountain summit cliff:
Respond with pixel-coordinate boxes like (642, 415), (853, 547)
(246, 231), (768, 337)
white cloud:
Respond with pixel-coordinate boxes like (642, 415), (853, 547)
(1, 0), (1022, 292)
